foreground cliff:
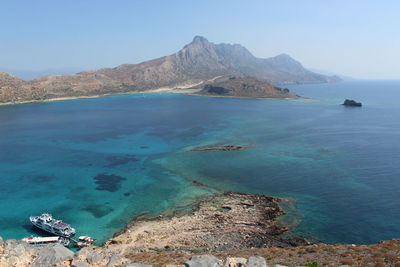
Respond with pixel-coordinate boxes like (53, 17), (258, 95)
(2, 237), (400, 266)
(0, 36), (339, 104)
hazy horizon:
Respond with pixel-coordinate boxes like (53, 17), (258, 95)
(1, 0), (399, 79)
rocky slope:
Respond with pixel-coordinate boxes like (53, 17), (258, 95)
(195, 76), (299, 99)
(2, 237), (400, 266)
(0, 36), (339, 104)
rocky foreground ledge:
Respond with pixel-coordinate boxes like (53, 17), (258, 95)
(2, 238), (400, 266)
(2, 192), (400, 266)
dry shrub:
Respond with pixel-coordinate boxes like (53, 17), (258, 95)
(341, 258), (356, 266)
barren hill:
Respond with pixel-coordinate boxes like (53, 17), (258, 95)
(196, 76), (299, 99)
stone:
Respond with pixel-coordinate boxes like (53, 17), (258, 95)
(30, 243), (73, 267)
(75, 247), (106, 263)
(124, 264), (153, 267)
(185, 255), (221, 267)
(273, 265), (288, 267)
(1, 240), (38, 266)
(74, 262), (89, 267)
(106, 254), (123, 267)
(247, 256), (268, 267)
(223, 257), (247, 267)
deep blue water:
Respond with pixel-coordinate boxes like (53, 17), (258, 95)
(0, 80), (399, 245)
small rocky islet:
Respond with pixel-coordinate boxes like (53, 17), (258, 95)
(342, 99), (362, 107)
(187, 144), (249, 152)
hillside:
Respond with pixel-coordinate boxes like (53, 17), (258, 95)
(196, 76), (299, 99)
(0, 36), (340, 104)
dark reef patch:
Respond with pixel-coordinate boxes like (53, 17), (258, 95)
(105, 154), (139, 168)
(140, 146), (149, 149)
(20, 175), (56, 184)
(31, 175), (56, 183)
(82, 203), (114, 218)
(123, 192), (131, 197)
(93, 173), (127, 192)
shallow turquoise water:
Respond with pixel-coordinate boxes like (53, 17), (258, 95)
(0, 80), (399, 244)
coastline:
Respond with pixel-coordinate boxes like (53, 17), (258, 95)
(3, 191), (400, 266)
(0, 86), (304, 107)
(97, 191), (307, 256)
(0, 87), (201, 107)
(189, 92), (302, 101)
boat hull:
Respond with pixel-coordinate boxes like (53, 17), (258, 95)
(30, 216), (75, 238)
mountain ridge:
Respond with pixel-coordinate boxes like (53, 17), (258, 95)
(0, 36), (340, 104)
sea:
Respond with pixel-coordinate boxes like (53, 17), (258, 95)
(0, 80), (399, 245)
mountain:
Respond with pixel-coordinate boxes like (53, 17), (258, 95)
(0, 36), (340, 104)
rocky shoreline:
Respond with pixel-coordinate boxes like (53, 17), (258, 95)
(101, 192), (307, 254)
(2, 192), (400, 266)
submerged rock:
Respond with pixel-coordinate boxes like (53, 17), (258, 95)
(93, 173), (126, 192)
(105, 154), (139, 168)
(342, 99), (362, 107)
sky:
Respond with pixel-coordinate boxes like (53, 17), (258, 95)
(0, 0), (399, 79)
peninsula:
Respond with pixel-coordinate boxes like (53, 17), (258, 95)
(194, 76), (299, 99)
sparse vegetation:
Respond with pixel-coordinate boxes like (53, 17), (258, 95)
(123, 239), (400, 267)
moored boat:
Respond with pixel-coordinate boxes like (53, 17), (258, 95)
(76, 235), (96, 247)
(29, 213), (76, 238)
(22, 236), (71, 247)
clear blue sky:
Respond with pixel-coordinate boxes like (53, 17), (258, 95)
(0, 0), (399, 79)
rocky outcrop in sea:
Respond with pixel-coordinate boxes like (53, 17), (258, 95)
(342, 99), (362, 107)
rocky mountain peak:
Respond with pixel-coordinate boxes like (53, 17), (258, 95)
(183, 35), (214, 51)
(190, 35), (210, 45)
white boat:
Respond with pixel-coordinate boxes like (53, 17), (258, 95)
(29, 213), (76, 238)
(76, 235), (96, 247)
(22, 236), (70, 247)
